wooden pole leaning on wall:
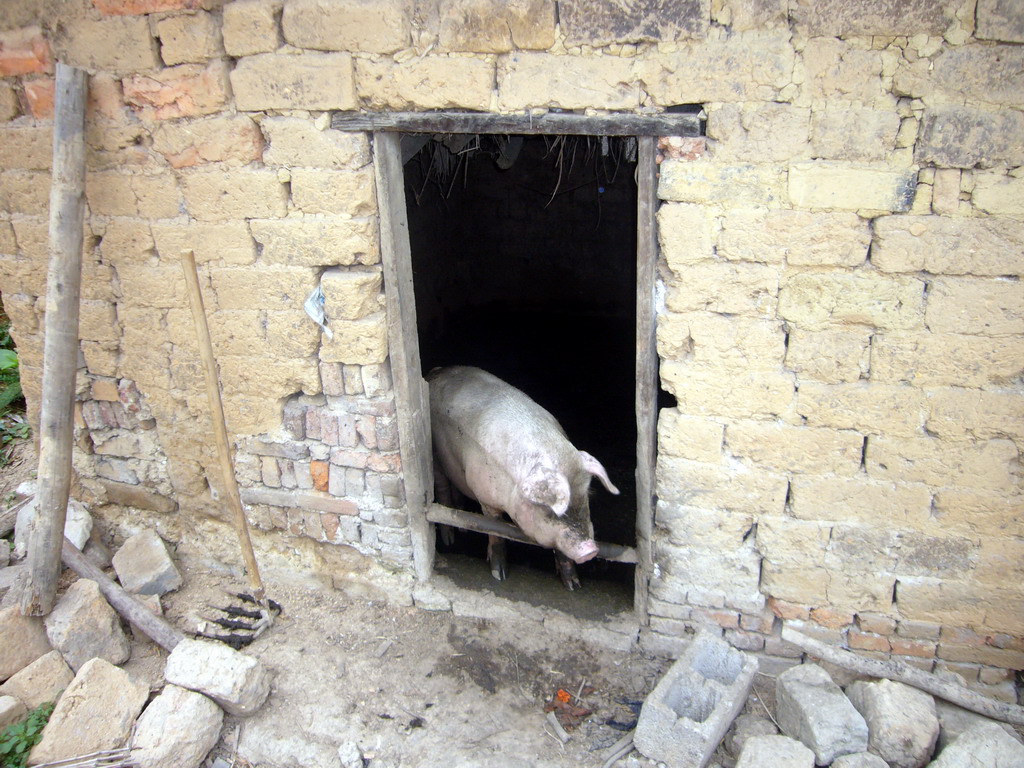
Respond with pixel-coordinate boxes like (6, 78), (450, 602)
(180, 249), (265, 601)
(21, 63), (88, 616)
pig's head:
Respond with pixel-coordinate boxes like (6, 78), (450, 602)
(514, 451), (619, 563)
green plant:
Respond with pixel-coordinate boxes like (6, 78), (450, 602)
(0, 701), (55, 768)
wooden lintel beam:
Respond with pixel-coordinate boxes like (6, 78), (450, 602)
(331, 110), (701, 137)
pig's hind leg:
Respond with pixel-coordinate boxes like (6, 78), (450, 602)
(480, 504), (508, 581)
(554, 552), (582, 591)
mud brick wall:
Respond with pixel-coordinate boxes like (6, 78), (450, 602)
(0, 0), (1021, 681)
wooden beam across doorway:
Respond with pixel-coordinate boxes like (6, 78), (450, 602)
(426, 503), (639, 565)
(331, 110), (701, 137)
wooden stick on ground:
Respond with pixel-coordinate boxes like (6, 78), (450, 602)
(180, 249), (265, 602)
(22, 62), (88, 617)
(781, 625), (1024, 726)
(61, 537), (184, 652)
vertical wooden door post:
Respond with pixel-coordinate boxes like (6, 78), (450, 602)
(22, 63), (88, 616)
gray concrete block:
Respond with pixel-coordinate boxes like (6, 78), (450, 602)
(112, 529), (183, 596)
(634, 629), (759, 768)
(776, 663), (869, 765)
(736, 734), (815, 768)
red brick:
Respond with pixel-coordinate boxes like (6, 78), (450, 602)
(310, 460), (329, 492)
(24, 78), (54, 119)
(811, 607), (855, 630)
(93, 0), (204, 14)
(987, 633), (1024, 652)
(769, 597), (810, 621)
(848, 630), (892, 653)
(122, 60), (229, 120)
(0, 27), (52, 77)
(658, 136), (706, 162)
(890, 638), (936, 658)
(693, 607), (741, 629)
(367, 452), (402, 474)
(321, 512), (339, 542)
(329, 448), (369, 469)
(740, 611), (776, 634)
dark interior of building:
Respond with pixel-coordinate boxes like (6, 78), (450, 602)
(403, 133), (639, 611)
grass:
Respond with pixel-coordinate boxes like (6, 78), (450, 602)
(0, 306), (28, 467)
(0, 701), (55, 768)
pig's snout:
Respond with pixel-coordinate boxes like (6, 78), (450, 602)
(570, 540), (599, 564)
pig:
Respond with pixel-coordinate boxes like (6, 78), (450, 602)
(427, 365), (619, 590)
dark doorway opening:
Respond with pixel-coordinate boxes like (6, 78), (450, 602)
(404, 134), (638, 611)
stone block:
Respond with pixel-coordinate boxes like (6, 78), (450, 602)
(660, 363), (794, 421)
(930, 723), (1024, 766)
(873, 216), (1024, 277)
(977, 0), (1024, 42)
(252, 216), (379, 267)
(1, 170), (51, 214)
(656, 409), (724, 462)
(28, 658), (149, 765)
(0, 696), (26, 730)
(15, 497), (93, 558)
(156, 12), (223, 66)
(99, 479), (178, 513)
(223, 0), (282, 56)
(210, 265), (319, 312)
(973, 173), (1024, 217)
(319, 311), (388, 364)
(181, 168), (287, 222)
(779, 272), (925, 330)
(871, 332), (1023, 388)
(916, 106), (1024, 170)
(152, 115), (263, 169)
(559, 0), (707, 45)
(789, 474), (931, 526)
(726, 421), (862, 475)
(846, 679), (939, 768)
(112, 529), (183, 596)
(665, 262), (778, 316)
(124, 59), (230, 121)
(657, 203), (714, 269)
(0, 83), (18, 121)
(497, 53), (638, 111)
(894, 45), (1024, 109)
(264, 311), (321, 357)
(866, 436), (1018, 493)
(164, 638), (271, 716)
(927, 276), (1024, 336)
(659, 158), (786, 206)
(320, 268), (383, 322)
(719, 209), (869, 267)
(708, 103), (811, 164)
(810, 107), (901, 162)
(775, 663), (868, 764)
(934, 700), (1021, 752)
(927, 388), (1024, 442)
(437, 0), (555, 52)
(357, 56), (495, 111)
(282, 0), (410, 53)
(830, 754), (889, 768)
(44, 578), (131, 672)
(727, 713), (779, 757)
(231, 52), (356, 111)
(0, 124), (53, 171)
(131, 684), (224, 768)
(634, 630), (758, 768)
(55, 16), (160, 74)
(0, 26), (52, 77)
(86, 170), (183, 218)
(790, 0), (948, 35)
(262, 117), (370, 169)
(290, 167), (376, 216)
(735, 735), (815, 768)
(94, 0), (212, 12)
(151, 220), (256, 266)
(788, 162), (917, 213)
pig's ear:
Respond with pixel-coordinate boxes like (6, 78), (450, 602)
(522, 466), (570, 516)
(579, 451), (620, 495)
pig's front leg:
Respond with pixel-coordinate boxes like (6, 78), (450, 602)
(481, 504), (508, 581)
(554, 551), (582, 591)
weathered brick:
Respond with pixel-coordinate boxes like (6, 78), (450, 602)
(0, 170), (50, 214)
(559, 0), (705, 44)
(320, 268), (383, 322)
(719, 209), (870, 267)
(761, 563), (829, 606)
(223, 0), (282, 56)
(249, 218), (378, 270)
(810, 107), (901, 162)
(0, 124), (52, 171)
(156, 12), (224, 65)
(779, 271), (925, 330)
(437, 0), (555, 52)
(0, 26), (53, 77)
(152, 115), (263, 169)
(123, 60), (230, 121)
(656, 409), (723, 462)
(151, 221), (256, 266)
(727, 422), (863, 475)
(788, 162), (917, 212)
(656, 505), (755, 552)
(282, 0), (410, 53)
(707, 103), (810, 163)
(231, 52), (356, 111)
(916, 106), (1024, 170)
(55, 17), (161, 74)
(656, 203), (714, 269)
(867, 436), (1018, 492)
(857, 613), (897, 634)
(810, 607), (854, 630)
(80, 300), (120, 342)
(658, 158), (786, 206)
(976, 0), (1024, 43)
(216, 355), (320, 399)
(657, 455), (788, 515)
(897, 620), (941, 640)
(641, 32), (794, 104)
(785, 328), (871, 383)
(290, 168), (376, 216)
(931, 169), (960, 216)
(660, 363), (795, 420)
(238, 487), (358, 516)
(894, 45), (1024, 109)
(117, 264), (188, 308)
(180, 169), (287, 221)
(665, 262), (778, 316)
(872, 333), (1023, 388)
(93, 0), (210, 13)
(925, 277), (1024, 336)
(497, 53), (637, 111)
(264, 311), (321, 357)
(0, 82), (19, 121)
(357, 56), (494, 111)
(927, 388), (1024, 442)
(873, 215), (1024, 277)
(210, 266), (318, 311)
(262, 117), (370, 169)
(87, 171), (183, 218)
(791, 0), (948, 35)
(796, 381), (924, 436)
(657, 313), (785, 369)
(790, 475), (932, 529)
(973, 173), (1024, 217)
(849, 631), (892, 652)
(802, 39), (884, 103)
(319, 312), (388, 365)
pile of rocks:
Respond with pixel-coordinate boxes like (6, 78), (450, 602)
(724, 662), (1024, 768)
(0, 497), (270, 768)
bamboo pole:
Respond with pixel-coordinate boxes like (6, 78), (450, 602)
(21, 63), (88, 616)
(179, 250), (265, 601)
(781, 626), (1024, 726)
